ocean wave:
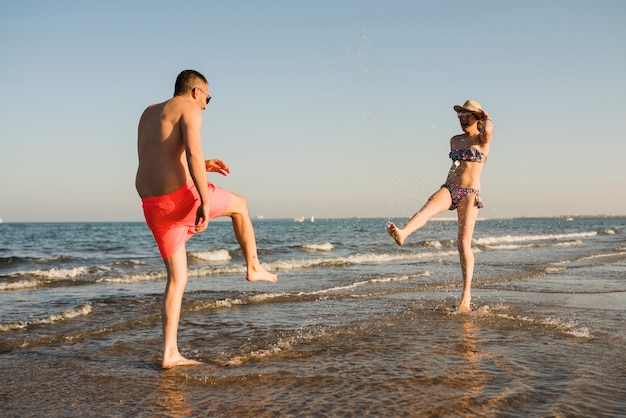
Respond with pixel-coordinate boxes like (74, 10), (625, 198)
(264, 251), (457, 272)
(187, 272), (430, 315)
(98, 271), (166, 283)
(189, 249), (231, 262)
(409, 239), (456, 249)
(99, 265), (248, 282)
(0, 279), (50, 291)
(4, 266), (90, 280)
(551, 249), (626, 266)
(474, 231), (597, 246)
(0, 255), (73, 266)
(188, 297), (248, 312)
(305, 271), (430, 295)
(419, 240), (443, 249)
(482, 240), (583, 251)
(111, 259), (146, 267)
(221, 325), (328, 366)
(302, 242), (334, 252)
(0, 256), (25, 266)
(0, 303), (92, 333)
(544, 266), (567, 273)
(474, 305), (591, 338)
(0, 266), (97, 290)
(1, 250), (451, 286)
(189, 265), (247, 277)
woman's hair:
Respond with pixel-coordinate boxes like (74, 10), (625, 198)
(477, 118), (485, 131)
(174, 70), (208, 96)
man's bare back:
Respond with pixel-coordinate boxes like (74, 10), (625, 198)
(136, 97), (202, 198)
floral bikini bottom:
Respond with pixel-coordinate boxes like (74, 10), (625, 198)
(442, 184), (484, 211)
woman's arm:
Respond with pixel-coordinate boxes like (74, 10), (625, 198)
(480, 110), (493, 144)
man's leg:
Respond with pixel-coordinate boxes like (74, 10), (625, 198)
(161, 244), (203, 369)
(222, 193), (277, 283)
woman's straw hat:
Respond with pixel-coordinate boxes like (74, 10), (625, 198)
(453, 100), (483, 116)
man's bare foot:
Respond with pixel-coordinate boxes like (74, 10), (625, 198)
(456, 302), (472, 314)
(246, 266), (277, 283)
(162, 354), (204, 370)
(387, 223), (406, 246)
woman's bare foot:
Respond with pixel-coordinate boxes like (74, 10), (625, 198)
(162, 353), (204, 370)
(387, 223), (406, 246)
(246, 265), (277, 283)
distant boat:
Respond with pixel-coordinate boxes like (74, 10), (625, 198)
(566, 217), (574, 221)
(293, 217), (304, 222)
(0, 218), (3, 224)
(310, 216), (315, 222)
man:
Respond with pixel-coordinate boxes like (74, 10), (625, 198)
(136, 69), (277, 369)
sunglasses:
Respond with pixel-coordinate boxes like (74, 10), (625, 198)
(195, 87), (211, 105)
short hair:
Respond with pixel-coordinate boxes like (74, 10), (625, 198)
(174, 70), (208, 96)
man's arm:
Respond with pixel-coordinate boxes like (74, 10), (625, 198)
(181, 105), (211, 231)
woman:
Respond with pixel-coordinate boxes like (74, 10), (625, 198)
(387, 100), (493, 313)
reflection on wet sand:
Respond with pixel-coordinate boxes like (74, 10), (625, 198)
(156, 372), (199, 417)
(456, 319), (485, 410)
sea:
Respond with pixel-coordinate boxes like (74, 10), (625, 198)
(1, 217), (625, 417)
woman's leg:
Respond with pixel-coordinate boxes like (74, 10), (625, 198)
(456, 194), (480, 313)
(388, 187), (452, 246)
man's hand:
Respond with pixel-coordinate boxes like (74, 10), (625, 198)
(205, 159), (230, 176)
(195, 203), (210, 232)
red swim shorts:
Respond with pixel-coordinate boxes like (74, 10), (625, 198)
(141, 180), (232, 260)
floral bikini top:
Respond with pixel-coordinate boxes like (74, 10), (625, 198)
(449, 147), (486, 163)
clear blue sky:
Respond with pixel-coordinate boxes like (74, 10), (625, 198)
(1, 1), (624, 221)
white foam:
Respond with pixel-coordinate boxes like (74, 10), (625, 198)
(475, 305), (591, 339)
(188, 265), (247, 277)
(38, 303), (93, 324)
(552, 250), (626, 266)
(0, 303), (93, 333)
(475, 231), (597, 245)
(302, 242), (334, 252)
(544, 266), (566, 273)
(483, 240), (583, 251)
(249, 293), (289, 302)
(0, 279), (49, 291)
(304, 271), (430, 295)
(99, 271), (165, 283)
(7, 266), (89, 280)
(222, 325), (332, 366)
(188, 249), (231, 262)
(346, 250), (458, 265)
(264, 251), (456, 272)
(188, 297), (247, 312)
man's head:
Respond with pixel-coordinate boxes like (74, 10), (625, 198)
(174, 70), (211, 109)
(174, 70), (207, 95)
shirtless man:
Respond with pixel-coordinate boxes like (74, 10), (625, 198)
(136, 69), (277, 369)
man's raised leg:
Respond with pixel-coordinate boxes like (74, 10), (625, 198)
(223, 193), (277, 283)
